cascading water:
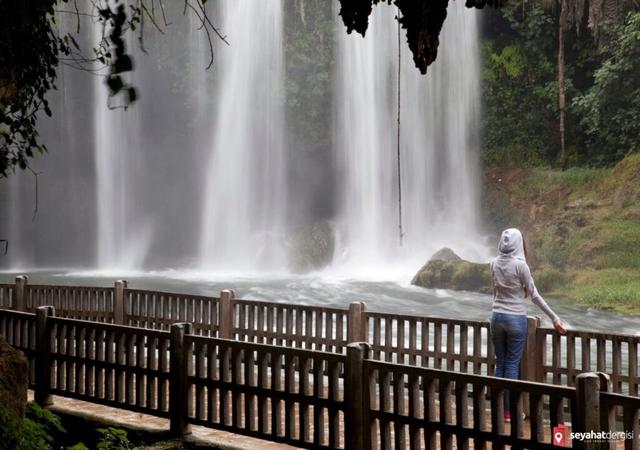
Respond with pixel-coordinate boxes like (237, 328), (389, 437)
(1, 1), (486, 276)
(93, 23), (151, 270)
(333, 2), (485, 275)
(198, 0), (287, 272)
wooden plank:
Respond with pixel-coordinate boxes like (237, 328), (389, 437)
(630, 341), (638, 396)
(408, 372), (420, 450)
(612, 338), (622, 393)
(313, 356), (325, 445)
(434, 322), (442, 370)
(439, 378), (453, 450)
(380, 368), (392, 450)
(566, 334), (575, 386)
(385, 318), (393, 363)
(446, 322), (455, 372)
(473, 324), (482, 375)
(300, 356), (311, 443)
(397, 318), (405, 365)
(455, 380), (469, 450)
(393, 370), (406, 449)
(460, 325), (468, 374)
(552, 333), (561, 385)
(258, 349), (269, 434)
(623, 404), (639, 450)
(529, 392), (544, 445)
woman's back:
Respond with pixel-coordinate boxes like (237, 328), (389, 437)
(490, 228), (559, 322)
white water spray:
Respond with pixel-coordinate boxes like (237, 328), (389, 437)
(199, 0), (287, 272)
(333, 2), (485, 274)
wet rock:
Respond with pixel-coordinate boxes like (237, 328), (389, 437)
(287, 221), (335, 273)
(0, 337), (29, 418)
(428, 247), (462, 263)
(411, 251), (492, 294)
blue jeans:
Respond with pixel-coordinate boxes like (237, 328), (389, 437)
(490, 312), (527, 413)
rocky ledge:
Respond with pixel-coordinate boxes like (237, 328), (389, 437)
(411, 247), (492, 294)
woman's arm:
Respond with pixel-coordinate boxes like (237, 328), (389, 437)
(518, 262), (560, 323)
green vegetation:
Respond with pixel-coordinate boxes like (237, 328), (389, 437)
(481, 3), (640, 167)
(570, 269), (640, 314)
(485, 155), (640, 315)
(0, 403), (135, 450)
(0, 403), (65, 450)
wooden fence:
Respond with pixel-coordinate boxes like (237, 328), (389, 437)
(1, 305), (638, 449)
(3, 276), (639, 396)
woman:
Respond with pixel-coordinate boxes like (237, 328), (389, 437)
(490, 228), (567, 420)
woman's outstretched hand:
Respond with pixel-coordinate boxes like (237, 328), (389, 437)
(553, 319), (568, 335)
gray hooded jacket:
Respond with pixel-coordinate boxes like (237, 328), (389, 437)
(490, 228), (559, 322)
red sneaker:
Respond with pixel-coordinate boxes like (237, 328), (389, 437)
(504, 412), (511, 422)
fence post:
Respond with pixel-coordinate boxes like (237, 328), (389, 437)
(14, 275), (28, 311)
(170, 322), (192, 437)
(522, 315), (540, 416)
(218, 290), (235, 339)
(596, 372), (614, 450)
(114, 280), (127, 325)
(35, 305), (54, 406)
(346, 342), (370, 450)
(575, 372), (605, 450)
(522, 315), (540, 381)
(347, 301), (367, 343)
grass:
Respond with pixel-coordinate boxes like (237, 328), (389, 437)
(569, 269), (640, 315)
(601, 219), (640, 268)
(490, 155), (640, 315)
(552, 167), (608, 188)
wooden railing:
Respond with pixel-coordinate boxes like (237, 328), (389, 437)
(232, 294), (350, 353)
(186, 333), (346, 448)
(0, 305), (638, 449)
(25, 284), (115, 322)
(0, 308), (35, 387)
(125, 287), (219, 336)
(363, 357), (577, 449)
(365, 312), (496, 375)
(600, 391), (640, 450)
(538, 328), (640, 396)
(2, 276), (639, 394)
(0, 282), (14, 308)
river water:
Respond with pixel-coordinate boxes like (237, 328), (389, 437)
(1, 271), (638, 336)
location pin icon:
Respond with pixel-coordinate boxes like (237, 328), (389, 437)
(554, 431), (563, 445)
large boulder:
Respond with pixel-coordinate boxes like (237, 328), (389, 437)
(411, 248), (492, 293)
(428, 247), (462, 263)
(0, 337), (29, 418)
(287, 221), (335, 273)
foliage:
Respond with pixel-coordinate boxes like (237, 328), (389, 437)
(571, 268), (640, 314)
(534, 267), (569, 292)
(96, 427), (132, 450)
(478, 0), (640, 168)
(0, 402), (65, 450)
(0, 0), (220, 178)
(572, 12), (640, 164)
(0, 1), (69, 177)
(285, 1), (334, 155)
(480, 2), (561, 166)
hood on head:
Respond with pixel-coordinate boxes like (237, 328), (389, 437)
(498, 228), (525, 260)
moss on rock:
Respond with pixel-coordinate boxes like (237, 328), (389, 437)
(412, 249), (492, 293)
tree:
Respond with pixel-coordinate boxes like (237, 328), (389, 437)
(573, 11), (640, 163)
(0, 0), (223, 178)
(545, 0), (637, 169)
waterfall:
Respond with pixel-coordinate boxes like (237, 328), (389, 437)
(93, 23), (151, 270)
(333, 2), (484, 273)
(198, 0), (287, 272)
(0, 1), (486, 275)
